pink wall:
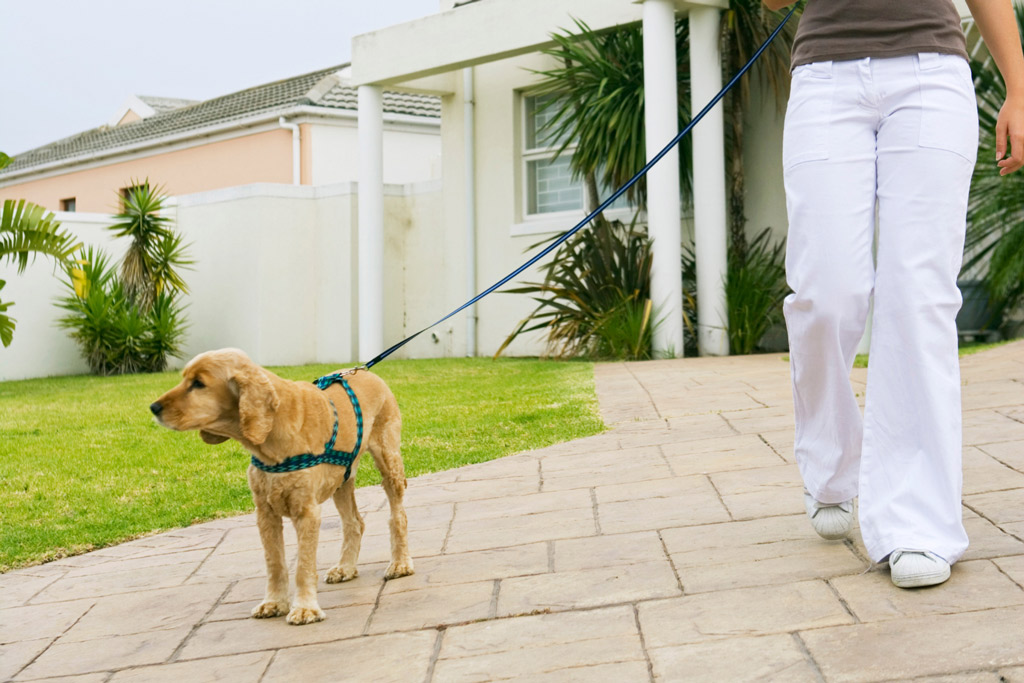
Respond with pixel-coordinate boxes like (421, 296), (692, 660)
(0, 128), (295, 213)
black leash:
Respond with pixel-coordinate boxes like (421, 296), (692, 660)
(363, 4), (799, 370)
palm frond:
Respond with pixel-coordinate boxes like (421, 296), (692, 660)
(1, 199), (82, 273)
(530, 17), (692, 208)
(498, 215), (661, 360)
(725, 227), (789, 354)
(105, 180), (192, 309)
(0, 279), (15, 347)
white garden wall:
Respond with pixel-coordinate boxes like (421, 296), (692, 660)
(0, 181), (458, 381)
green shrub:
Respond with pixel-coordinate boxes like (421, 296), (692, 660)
(56, 246), (187, 375)
(55, 184), (190, 375)
(498, 217), (660, 360)
(681, 228), (789, 356)
(726, 228), (789, 354)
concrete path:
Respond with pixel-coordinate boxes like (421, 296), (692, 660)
(3, 346), (1024, 682)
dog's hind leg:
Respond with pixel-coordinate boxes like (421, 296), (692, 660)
(326, 478), (364, 583)
(252, 505), (290, 619)
(370, 403), (414, 580)
(286, 505), (326, 625)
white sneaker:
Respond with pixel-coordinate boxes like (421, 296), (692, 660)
(803, 489), (854, 540)
(889, 550), (951, 588)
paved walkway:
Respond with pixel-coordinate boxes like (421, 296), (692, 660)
(4, 347), (1024, 682)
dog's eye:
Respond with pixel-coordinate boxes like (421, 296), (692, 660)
(190, 379), (205, 390)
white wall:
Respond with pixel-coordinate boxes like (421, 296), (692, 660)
(450, 53), (582, 359)
(0, 174), (551, 382)
(742, 76), (789, 247)
(0, 212), (123, 380)
(173, 184), (340, 367)
(0, 182), (447, 381)
(310, 121), (442, 186)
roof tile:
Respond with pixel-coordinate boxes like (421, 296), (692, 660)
(2, 65), (440, 177)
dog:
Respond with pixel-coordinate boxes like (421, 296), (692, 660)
(150, 348), (413, 625)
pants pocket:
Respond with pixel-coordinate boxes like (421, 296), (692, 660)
(783, 61), (834, 169)
(916, 53), (979, 163)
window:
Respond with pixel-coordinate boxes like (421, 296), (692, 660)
(523, 94), (581, 216)
(522, 93), (631, 221)
(59, 197), (76, 212)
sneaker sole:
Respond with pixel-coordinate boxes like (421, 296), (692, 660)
(891, 566), (951, 589)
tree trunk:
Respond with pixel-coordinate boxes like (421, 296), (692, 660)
(727, 85), (747, 261)
(723, 22), (747, 262)
(563, 55), (610, 232)
(584, 171), (610, 232)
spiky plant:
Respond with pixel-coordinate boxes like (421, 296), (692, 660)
(529, 18), (692, 210)
(56, 246), (188, 375)
(107, 181), (191, 310)
(57, 181), (191, 375)
(497, 216), (663, 360)
(725, 227), (788, 354)
(720, 1), (798, 259)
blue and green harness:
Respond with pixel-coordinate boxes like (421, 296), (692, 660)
(249, 372), (363, 481)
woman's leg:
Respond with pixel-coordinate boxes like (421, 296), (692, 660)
(859, 53), (977, 565)
(783, 59), (878, 506)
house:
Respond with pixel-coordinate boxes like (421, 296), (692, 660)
(2, 1), (986, 381)
(348, 0), (980, 363)
(0, 66), (443, 381)
(350, 0), (777, 361)
(0, 65), (441, 213)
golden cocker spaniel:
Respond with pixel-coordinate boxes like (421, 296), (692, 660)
(151, 348), (413, 625)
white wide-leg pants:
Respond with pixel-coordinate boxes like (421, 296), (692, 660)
(782, 53), (978, 564)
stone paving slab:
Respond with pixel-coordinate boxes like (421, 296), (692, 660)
(3, 345), (1024, 681)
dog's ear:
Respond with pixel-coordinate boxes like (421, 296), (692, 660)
(235, 360), (280, 445)
(200, 430), (229, 445)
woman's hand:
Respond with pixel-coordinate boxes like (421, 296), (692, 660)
(996, 93), (1024, 175)
(966, 0), (1024, 175)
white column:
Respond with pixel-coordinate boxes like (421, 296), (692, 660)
(358, 84), (384, 360)
(643, 0), (685, 358)
(689, 6), (730, 356)
(463, 68), (478, 358)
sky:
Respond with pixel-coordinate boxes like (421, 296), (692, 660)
(0, 0), (440, 155)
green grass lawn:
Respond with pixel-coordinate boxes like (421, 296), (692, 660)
(0, 358), (604, 571)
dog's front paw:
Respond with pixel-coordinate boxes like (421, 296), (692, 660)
(326, 564), (359, 583)
(251, 600), (289, 619)
(385, 559), (415, 580)
(286, 605), (326, 625)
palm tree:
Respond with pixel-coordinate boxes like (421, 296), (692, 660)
(107, 181), (191, 310)
(511, 5), (798, 356)
(529, 18), (692, 213)
(962, 4), (1024, 329)
(0, 151), (82, 346)
(56, 182), (191, 375)
(719, 0), (797, 259)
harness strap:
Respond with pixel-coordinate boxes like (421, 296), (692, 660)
(250, 373), (364, 480)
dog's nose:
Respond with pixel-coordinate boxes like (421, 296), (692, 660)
(150, 402), (163, 416)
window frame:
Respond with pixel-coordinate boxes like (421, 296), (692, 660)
(514, 91), (638, 237)
(521, 92), (584, 220)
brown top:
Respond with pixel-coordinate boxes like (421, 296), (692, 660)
(791, 0), (969, 69)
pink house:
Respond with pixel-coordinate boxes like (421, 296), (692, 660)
(0, 64), (441, 213)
